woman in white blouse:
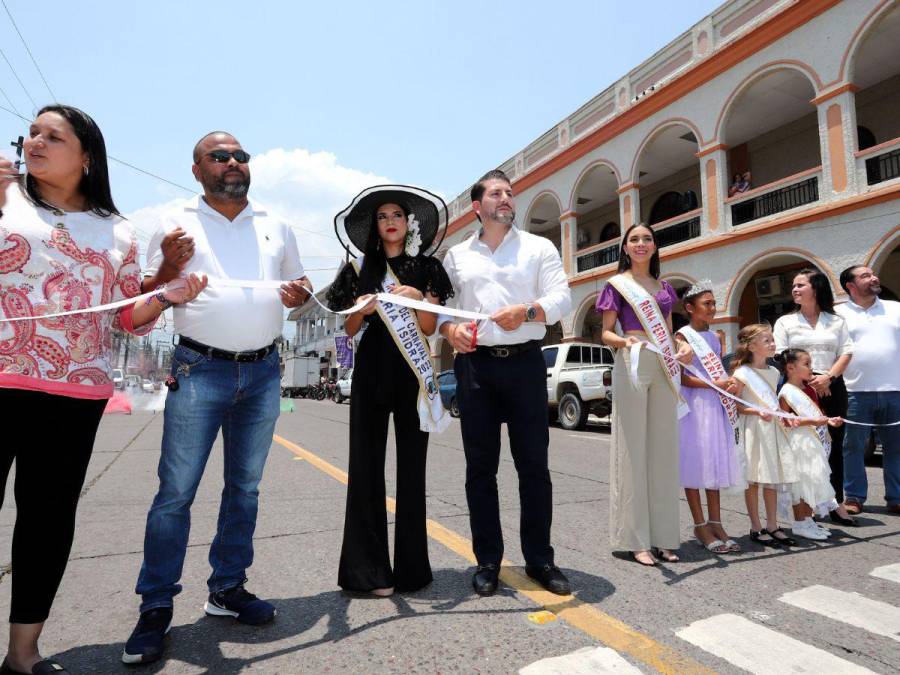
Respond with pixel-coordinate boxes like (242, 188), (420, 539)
(773, 268), (855, 525)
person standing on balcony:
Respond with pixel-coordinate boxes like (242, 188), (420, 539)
(326, 185), (453, 597)
(597, 223), (693, 566)
(836, 265), (900, 515)
(438, 169), (572, 597)
(773, 268), (856, 527)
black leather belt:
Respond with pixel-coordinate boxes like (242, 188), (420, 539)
(178, 336), (276, 362)
(475, 340), (541, 358)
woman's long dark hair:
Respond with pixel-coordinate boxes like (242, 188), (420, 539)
(25, 104), (121, 218)
(357, 201), (411, 295)
(617, 223), (660, 278)
(793, 267), (834, 313)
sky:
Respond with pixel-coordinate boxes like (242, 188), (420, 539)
(0, 0), (722, 295)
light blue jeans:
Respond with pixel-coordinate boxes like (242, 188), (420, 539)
(843, 390), (900, 507)
(136, 343), (280, 611)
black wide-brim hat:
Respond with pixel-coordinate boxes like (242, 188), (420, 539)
(334, 184), (448, 256)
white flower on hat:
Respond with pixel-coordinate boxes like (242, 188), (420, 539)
(405, 214), (422, 256)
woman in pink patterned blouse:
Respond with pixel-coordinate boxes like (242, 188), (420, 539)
(0, 105), (205, 675)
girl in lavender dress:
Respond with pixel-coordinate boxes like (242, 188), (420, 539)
(675, 283), (745, 554)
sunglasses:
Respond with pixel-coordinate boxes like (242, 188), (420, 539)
(206, 150), (251, 164)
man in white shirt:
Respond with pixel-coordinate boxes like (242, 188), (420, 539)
(123, 132), (311, 665)
(835, 265), (900, 515)
(439, 170), (571, 597)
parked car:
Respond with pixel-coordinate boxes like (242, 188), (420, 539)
(543, 342), (614, 430)
(437, 370), (459, 417)
(112, 368), (124, 390)
(141, 379), (154, 393)
(335, 369), (353, 403)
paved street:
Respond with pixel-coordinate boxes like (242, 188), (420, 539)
(1, 398), (898, 674)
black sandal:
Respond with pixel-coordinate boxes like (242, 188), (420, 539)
(652, 547), (680, 562)
(766, 527), (796, 547)
(1, 658), (70, 675)
(750, 529), (779, 547)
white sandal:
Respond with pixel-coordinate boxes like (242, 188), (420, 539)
(693, 521), (730, 554)
(708, 519), (741, 553)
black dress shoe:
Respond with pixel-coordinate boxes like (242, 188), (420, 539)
(525, 564), (571, 595)
(472, 564), (499, 596)
(829, 510), (857, 526)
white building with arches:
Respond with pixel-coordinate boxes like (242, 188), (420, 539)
(434, 0), (900, 369)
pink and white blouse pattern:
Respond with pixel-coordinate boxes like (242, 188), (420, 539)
(0, 186), (153, 400)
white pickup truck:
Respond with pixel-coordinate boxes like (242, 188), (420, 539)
(543, 342), (614, 430)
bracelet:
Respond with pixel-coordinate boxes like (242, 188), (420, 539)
(145, 291), (173, 310)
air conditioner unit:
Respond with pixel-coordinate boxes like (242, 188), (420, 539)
(755, 274), (783, 298)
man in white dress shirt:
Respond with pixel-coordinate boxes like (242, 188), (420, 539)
(836, 265), (900, 515)
(123, 132), (311, 664)
(439, 170), (572, 596)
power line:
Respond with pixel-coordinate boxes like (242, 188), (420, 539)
(1, 0), (55, 101)
(0, 44), (36, 109)
(0, 82), (20, 117)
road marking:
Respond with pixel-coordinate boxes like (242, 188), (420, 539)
(519, 646), (643, 674)
(273, 434), (712, 675)
(871, 563), (900, 584)
(779, 585), (900, 642)
(527, 610), (558, 625)
(676, 614), (877, 674)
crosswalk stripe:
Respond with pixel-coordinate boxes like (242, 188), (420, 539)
(871, 563), (900, 584)
(519, 647), (644, 674)
(676, 613), (876, 674)
(779, 585), (900, 643)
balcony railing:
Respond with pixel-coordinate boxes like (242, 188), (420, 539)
(651, 208), (702, 248)
(857, 137), (900, 187)
(727, 168), (820, 226)
(576, 242), (619, 273)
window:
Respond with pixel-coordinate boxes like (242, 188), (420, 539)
(565, 346), (583, 364)
(543, 348), (559, 369)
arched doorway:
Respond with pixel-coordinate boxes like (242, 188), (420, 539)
(524, 193), (562, 252)
(543, 321), (564, 346)
(732, 253), (826, 327)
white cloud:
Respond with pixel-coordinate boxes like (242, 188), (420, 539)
(124, 147), (390, 291)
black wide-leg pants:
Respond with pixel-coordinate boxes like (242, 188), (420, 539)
(0, 388), (106, 623)
(454, 345), (554, 567)
(337, 368), (432, 593)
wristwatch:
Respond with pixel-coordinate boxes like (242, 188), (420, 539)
(524, 303), (538, 322)
(153, 291), (173, 310)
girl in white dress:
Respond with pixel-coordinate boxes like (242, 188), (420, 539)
(730, 325), (798, 547)
(775, 348), (853, 540)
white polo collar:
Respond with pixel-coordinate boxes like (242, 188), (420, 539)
(184, 195), (267, 222)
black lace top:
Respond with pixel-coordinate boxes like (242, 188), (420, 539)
(326, 253), (454, 406)
(326, 253), (454, 313)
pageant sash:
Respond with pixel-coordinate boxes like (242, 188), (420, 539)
(779, 383), (831, 457)
(732, 365), (790, 440)
(350, 257), (450, 434)
(677, 326), (740, 439)
(606, 274), (689, 418)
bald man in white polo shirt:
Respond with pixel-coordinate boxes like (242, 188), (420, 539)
(123, 132), (311, 665)
(836, 265), (900, 516)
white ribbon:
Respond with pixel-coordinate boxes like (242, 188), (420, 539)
(2, 276), (897, 430)
(639, 342), (897, 428)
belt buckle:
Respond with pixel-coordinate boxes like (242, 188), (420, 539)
(492, 346), (510, 358)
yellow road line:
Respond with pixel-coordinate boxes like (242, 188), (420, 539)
(273, 434), (713, 674)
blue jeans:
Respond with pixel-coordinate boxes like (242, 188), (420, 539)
(136, 343), (281, 611)
(843, 390), (900, 507)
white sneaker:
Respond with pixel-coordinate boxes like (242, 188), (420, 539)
(813, 521), (833, 537)
(792, 519), (829, 540)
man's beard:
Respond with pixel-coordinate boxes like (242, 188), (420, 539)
(207, 171), (250, 200)
(493, 208), (515, 225)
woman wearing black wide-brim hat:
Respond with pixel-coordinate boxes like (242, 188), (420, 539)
(326, 185), (454, 595)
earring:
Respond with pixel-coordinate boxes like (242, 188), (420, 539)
(83, 165), (89, 176)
